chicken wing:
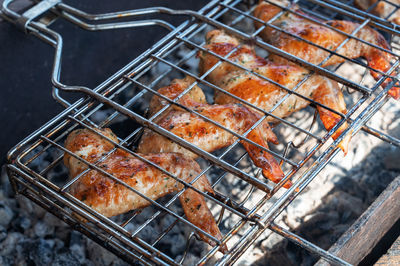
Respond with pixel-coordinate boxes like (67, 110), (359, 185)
(253, 0), (400, 99)
(148, 76), (207, 116)
(355, 0), (400, 25)
(199, 30), (351, 154)
(64, 128), (226, 251)
(138, 77), (287, 186)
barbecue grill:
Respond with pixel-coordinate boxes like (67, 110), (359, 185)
(2, 0), (400, 265)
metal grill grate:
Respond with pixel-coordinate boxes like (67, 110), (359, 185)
(2, 0), (400, 265)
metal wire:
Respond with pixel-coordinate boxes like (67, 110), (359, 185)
(3, 0), (400, 265)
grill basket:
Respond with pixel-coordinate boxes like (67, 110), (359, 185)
(2, 0), (400, 265)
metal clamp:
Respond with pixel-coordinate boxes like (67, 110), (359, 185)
(15, 0), (61, 32)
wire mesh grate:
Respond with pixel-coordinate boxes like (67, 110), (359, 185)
(3, 0), (400, 265)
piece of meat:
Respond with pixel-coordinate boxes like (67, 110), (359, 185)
(138, 103), (286, 185)
(199, 30), (351, 154)
(253, 0), (400, 99)
(148, 76), (207, 116)
(138, 77), (287, 186)
(355, 0), (400, 25)
(64, 128), (226, 251)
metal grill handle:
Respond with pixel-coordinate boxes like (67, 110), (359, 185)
(0, 0), (177, 107)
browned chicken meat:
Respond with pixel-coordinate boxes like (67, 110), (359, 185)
(64, 128), (226, 251)
(253, 0), (400, 99)
(355, 0), (400, 25)
(137, 77), (287, 186)
(148, 77), (207, 115)
(199, 30), (351, 154)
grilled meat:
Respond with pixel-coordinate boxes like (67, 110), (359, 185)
(199, 30), (351, 154)
(355, 0), (400, 25)
(64, 128), (226, 251)
(138, 77), (287, 186)
(253, 0), (400, 99)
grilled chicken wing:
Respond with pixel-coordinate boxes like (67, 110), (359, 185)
(253, 0), (400, 99)
(138, 77), (287, 186)
(355, 0), (400, 25)
(149, 76), (207, 116)
(199, 30), (351, 154)
(64, 128), (226, 251)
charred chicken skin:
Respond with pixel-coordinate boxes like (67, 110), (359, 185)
(253, 0), (400, 99)
(137, 77), (287, 186)
(199, 30), (351, 154)
(64, 128), (226, 251)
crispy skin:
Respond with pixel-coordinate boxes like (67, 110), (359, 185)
(355, 0), (400, 25)
(253, 1), (400, 99)
(64, 128), (226, 251)
(138, 78), (286, 186)
(149, 76), (207, 116)
(138, 103), (285, 185)
(199, 30), (351, 154)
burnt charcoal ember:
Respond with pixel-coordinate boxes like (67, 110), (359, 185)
(33, 221), (55, 238)
(11, 216), (31, 232)
(86, 238), (129, 266)
(383, 148), (400, 171)
(0, 232), (24, 257)
(52, 252), (80, 266)
(0, 171), (14, 198)
(68, 231), (87, 264)
(19, 239), (55, 265)
(0, 225), (6, 243)
(0, 256), (14, 266)
(69, 231), (83, 246)
(16, 196), (37, 216)
(70, 243), (86, 264)
(0, 204), (14, 228)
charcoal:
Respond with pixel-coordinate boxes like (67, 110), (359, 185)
(0, 256), (13, 266)
(69, 231), (83, 247)
(33, 221), (55, 238)
(383, 149), (400, 171)
(0, 204), (14, 228)
(0, 225), (6, 243)
(70, 243), (86, 264)
(0, 232), (24, 256)
(85, 238), (129, 266)
(19, 239), (54, 265)
(52, 252), (80, 266)
(11, 216), (31, 232)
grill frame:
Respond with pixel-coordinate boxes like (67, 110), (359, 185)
(3, 0), (400, 265)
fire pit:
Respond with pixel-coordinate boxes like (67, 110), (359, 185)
(1, 0), (400, 265)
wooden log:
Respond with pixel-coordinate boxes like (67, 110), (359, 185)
(316, 175), (400, 265)
(375, 235), (400, 265)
